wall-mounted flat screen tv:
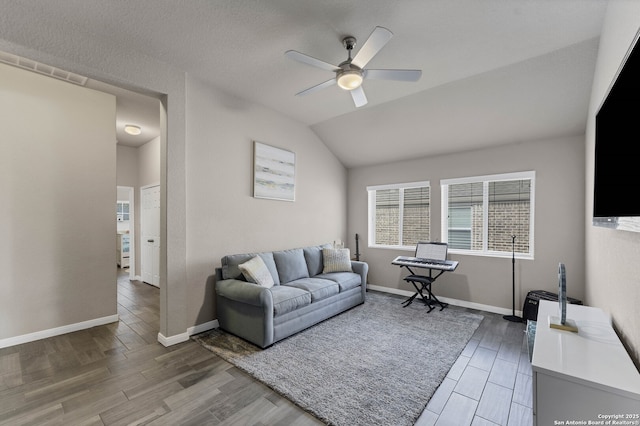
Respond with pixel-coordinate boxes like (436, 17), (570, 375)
(593, 30), (640, 232)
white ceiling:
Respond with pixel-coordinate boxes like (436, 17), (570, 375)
(0, 0), (608, 166)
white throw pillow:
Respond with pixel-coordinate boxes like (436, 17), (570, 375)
(239, 256), (275, 288)
(322, 248), (353, 273)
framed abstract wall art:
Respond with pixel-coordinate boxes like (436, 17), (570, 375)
(253, 141), (296, 201)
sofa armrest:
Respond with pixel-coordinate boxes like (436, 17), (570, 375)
(350, 261), (369, 286)
(215, 278), (275, 348)
(216, 279), (272, 307)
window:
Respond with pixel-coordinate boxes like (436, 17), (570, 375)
(441, 172), (534, 258)
(367, 181), (430, 249)
(116, 201), (130, 221)
(448, 206), (473, 249)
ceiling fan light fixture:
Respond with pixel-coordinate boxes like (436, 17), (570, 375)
(337, 70), (363, 91)
(124, 124), (142, 135)
(286, 26), (419, 107)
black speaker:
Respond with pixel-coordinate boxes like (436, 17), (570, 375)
(522, 290), (582, 322)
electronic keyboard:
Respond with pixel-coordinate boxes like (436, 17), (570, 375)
(392, 256), (458, 271)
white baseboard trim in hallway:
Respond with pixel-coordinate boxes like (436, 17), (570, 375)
(157, 319), (219, 347)
(0, 314), (119, 349)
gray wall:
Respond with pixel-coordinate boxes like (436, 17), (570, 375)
(585, 0), (640, 365)
(185, 75), (347, 327)
(116, 145), (139, 187)
(348, 135), (586, 312)
(0, 62), (117, 341)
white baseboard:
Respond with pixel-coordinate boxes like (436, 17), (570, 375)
(367, 284), (523, 317)
(188, 320), (218, 336)
(157, 331), (189, 346)
(0, 314), (119, 349)
(0, 314), (220, 350)
(157, 319), (219, 347)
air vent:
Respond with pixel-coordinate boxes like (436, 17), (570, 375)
(0, 51), (88, 86)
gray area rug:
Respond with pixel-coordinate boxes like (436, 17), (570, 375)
(193, 291), (483, 426)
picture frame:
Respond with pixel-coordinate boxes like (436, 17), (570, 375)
(253, 141), (296, 201)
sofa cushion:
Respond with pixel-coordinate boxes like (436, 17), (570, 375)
(284, 278), (339, 302)
(322, 248), (353, 273)
(316, 272), (362, 292)
(303, 244), (332, 276)
(273, 248), (310, 283)
(238, 256), (274, 288)
(270, 285), (312, 316)
(221, 252), (280, 285)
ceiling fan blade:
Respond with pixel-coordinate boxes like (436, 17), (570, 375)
(295, 78), (336, 96)
(350, 86), (368, 107)
(351, 26), (393, 69)
(364, 69), (422, 82)
(285, 50), (340, 72)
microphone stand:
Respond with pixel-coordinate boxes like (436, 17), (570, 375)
(503, 235), (522, 322)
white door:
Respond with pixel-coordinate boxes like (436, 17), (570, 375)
(141, 185), (160, 287)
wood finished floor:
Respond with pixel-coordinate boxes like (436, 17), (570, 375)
(0, 269), (532, 425)
(416, 307), (534, 426)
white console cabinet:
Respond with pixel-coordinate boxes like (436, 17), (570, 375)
(532, 300), (640, 425)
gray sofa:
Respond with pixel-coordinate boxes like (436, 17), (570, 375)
(215, 244), (368, 348)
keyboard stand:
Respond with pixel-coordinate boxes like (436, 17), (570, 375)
(399, 265), (449, 311)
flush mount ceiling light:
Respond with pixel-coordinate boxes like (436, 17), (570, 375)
(124, 124), (141, 135)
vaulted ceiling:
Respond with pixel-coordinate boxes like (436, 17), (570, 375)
(0, 0), (608, 167)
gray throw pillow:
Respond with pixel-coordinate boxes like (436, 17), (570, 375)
(274, 248), (310, 283)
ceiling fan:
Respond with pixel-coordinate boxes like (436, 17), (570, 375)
(285, 26), (422, 108)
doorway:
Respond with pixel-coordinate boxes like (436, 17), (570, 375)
(108, 82), (163, 334)
(116, 186), (135, 280)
